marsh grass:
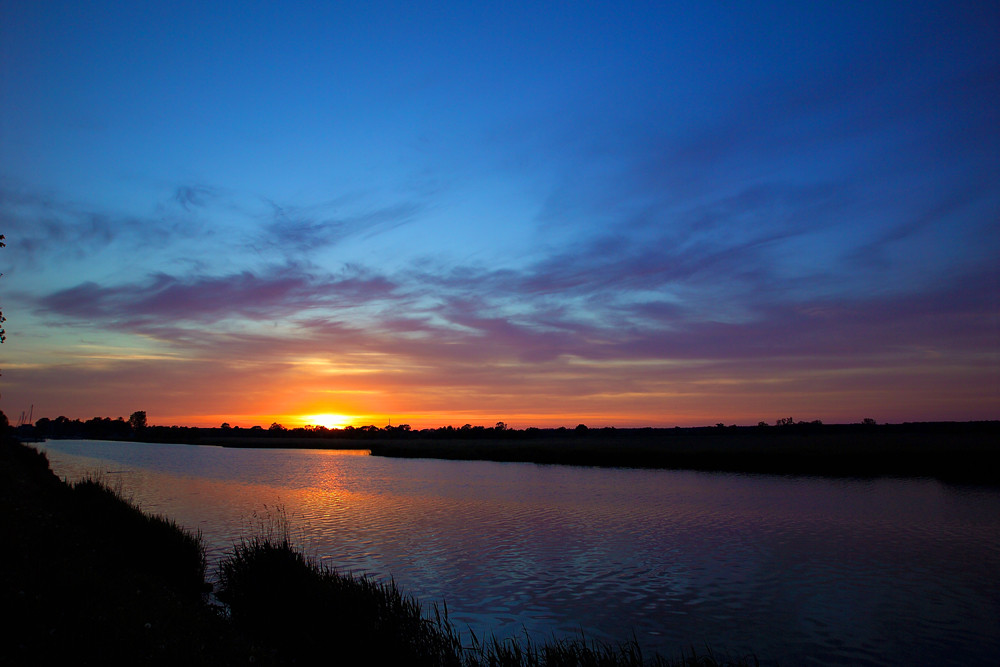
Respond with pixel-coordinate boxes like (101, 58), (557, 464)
(457, 629), (758, 667)
(216, 530), (465, 665)
(2, 442), (241, 664)
(71, 472), (209, 595)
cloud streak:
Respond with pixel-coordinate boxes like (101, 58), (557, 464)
(263, 199), (423, 254)
(38, 264), (399, 325)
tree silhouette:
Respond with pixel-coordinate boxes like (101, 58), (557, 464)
(129, 411), (147, 431)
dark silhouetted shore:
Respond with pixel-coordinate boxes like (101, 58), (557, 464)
(18, 417), (1000, 483)
(369, 422), (1000, 483)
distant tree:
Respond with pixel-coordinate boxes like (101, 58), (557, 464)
(268, 422), (285, 432)
(575, 423), (588, 431)
(129, 410), (147, 431)
(221, 422), (232, 430)
(495, 421), (508, 431)
(776, 417), (795, 427)
(34, 417), (51, 437)
(861, 417), (877, 426)
(250, 425), (263, 431)
(758, 421), (769, 427)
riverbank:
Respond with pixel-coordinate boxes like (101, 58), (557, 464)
(1, 437), (245, 665)
(368, 423), (1000, 483)
(19, 418), (999, 482)
(2, 437), (757, 666)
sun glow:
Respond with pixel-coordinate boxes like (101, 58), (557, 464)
(304, 413), (353, 429)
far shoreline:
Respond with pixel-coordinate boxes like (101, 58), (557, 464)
(26, 420), (1000, 484)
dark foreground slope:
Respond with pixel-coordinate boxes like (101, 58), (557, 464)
(0, 438), (247, 665)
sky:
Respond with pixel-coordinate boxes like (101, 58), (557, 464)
(1, 1), (998, 429)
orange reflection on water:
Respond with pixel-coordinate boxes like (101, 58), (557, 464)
(106, 449), (479, 579)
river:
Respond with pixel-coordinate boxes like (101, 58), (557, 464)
(38, 439), (1000, 666)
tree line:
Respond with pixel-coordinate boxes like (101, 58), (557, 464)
(8, 409), (977, 447)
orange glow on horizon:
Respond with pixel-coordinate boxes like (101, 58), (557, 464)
(301, 413), (354, 429)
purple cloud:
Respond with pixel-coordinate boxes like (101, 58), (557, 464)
(37, 264), (398, 324)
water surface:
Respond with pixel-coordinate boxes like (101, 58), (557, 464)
(39, 439), (1000, 666)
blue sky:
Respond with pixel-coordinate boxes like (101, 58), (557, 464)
(2, 1), (997, 427)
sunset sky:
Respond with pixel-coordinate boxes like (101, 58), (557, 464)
(2, 1), (997, 429)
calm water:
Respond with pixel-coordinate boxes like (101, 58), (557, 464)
(39, 439), (1000, 666)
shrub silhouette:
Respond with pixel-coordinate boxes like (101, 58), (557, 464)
(216, 534), (462, 665)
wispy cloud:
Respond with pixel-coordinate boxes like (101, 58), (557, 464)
(263, 199), (423, 254)
(173, 185), (216, 211)
(37, 263), (398, 325)
(0, 183), (206, 276)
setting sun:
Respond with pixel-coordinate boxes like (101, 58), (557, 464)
(303, 413), (353, 430)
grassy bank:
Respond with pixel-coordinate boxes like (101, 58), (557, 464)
(1, 437), (245, 665)
(2, 438), (757, 666)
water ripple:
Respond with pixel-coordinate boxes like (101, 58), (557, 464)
(39, 441), (1000, 666)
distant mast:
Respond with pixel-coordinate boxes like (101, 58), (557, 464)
(18, 404), (33, 427)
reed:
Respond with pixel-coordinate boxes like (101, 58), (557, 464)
(215, 531), (464, 665)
